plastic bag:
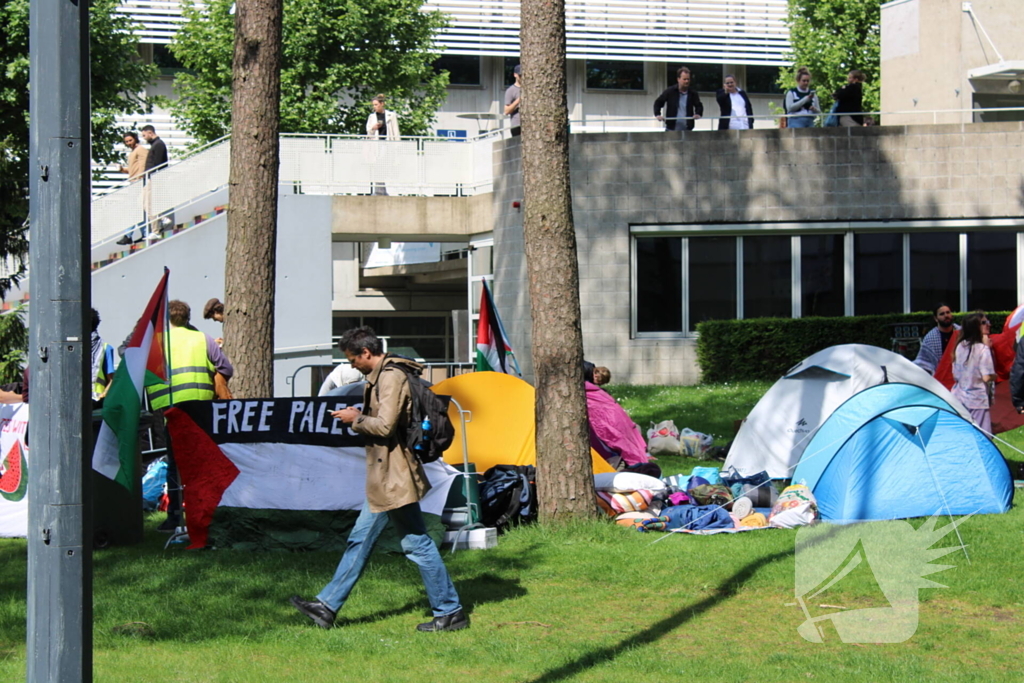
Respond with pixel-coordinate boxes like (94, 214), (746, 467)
(768, 484), (819, 528)
(689, 466), (722, 485)
(646, 420), (681, 456)
(679, 428), (714, 457)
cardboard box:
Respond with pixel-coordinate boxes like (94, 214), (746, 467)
(442, 527), (497, 550)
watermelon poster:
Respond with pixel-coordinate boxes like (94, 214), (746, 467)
(0, 403), (29, 537)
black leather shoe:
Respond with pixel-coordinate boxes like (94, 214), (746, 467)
(416, 609), (469, 632)
(116, 235), (133, 245)
(290, 596), (335, 629)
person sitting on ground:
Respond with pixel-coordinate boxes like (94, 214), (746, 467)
(913, 303), (960, 374)
(586, 380), (649, 468)
(593, 366), (611, 386)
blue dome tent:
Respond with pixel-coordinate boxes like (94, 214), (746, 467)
(792, 383), (1013, 521)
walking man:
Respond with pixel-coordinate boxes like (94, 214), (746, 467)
(141, 124), (170, 241)
(654, 66), (703, 131)
(115, 132), (150, 245)
(291, 326), (468, 632)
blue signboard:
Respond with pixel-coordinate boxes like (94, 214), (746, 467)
(436, 129), (468, 140)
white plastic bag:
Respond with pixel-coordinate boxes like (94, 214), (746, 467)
(679, 428), (714, 457)
(646, 420), (681, 456)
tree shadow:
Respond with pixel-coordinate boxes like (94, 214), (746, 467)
(522, 547), (793, 683)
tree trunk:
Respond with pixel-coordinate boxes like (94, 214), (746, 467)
(520, 0), (595, 522)
(222, 0), (282, 398)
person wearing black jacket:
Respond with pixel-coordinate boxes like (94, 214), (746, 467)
(715, 75), (754, 130)
(1010, 335), (1024, 415)
(141, 125), (168, 173)
(833, 70), (866, 127)
(654, 66), (704, 131)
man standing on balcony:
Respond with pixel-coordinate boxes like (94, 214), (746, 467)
(654, 66), (703, 131)
(142, 124), (170, 241)
(366, 94), (399, 195)
(115, 132), (151, 245)
(504, 64), (522, 137)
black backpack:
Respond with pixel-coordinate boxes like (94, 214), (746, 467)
(379, 361), (455, 463)
(479, 465), (537, 532)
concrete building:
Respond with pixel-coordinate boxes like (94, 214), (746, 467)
(881, 0), (1024, 124)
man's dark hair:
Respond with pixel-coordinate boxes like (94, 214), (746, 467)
(676, 66), (691, 78)
(169, 300), (191, 327)
(339, 326), (384, 356)
(933, 302), (951, 317)
(140, 124), (156, 133)
(91, 308), (101, 332)
(124, 131), (140, 144)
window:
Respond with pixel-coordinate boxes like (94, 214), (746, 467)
(855, 233), (903, 314)
(968, 232), (1017, 310)
(689, 236), (736, 326)
(743, 235), (792, 318)
(586, 60), (645, 91)
(332, 315), (452, 361)
(910, 232), (959, 313)
(666, 64), (722, 92)
(433, 55), (481, 87)
(745, 65), (783, 94)
(636, 237), (682, 332)
(153, 45), (185, 74)
(801, 235), (845, 317)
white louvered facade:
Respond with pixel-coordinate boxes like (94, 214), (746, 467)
(117, 0), (790, 64)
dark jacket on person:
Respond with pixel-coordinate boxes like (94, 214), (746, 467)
(832, 81), (864, 126)
(715, 88), (754, 130)
(145, 137), (169, 173)
(653, 86), (704, 131)
(1010, 338), (1024, 411)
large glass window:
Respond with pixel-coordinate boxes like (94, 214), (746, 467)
(910, 232), (959, 312)
(743, 235), (791, 318)
(854, 233), (903, 314)
(968, 232), (1018, 310)
(332, 315), (451, 361)
(690, 236), (736, 327)
(745, 65), (783, 94)
(433, 55), (481, 86)
(587, 60), (645, 91)
(636, 237), (682, 332)
(801, 234), (845, 317)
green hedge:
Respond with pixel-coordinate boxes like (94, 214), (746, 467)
(696, 312), (1011, 383)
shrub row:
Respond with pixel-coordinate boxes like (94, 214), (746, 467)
(696, 311), (1011, 383)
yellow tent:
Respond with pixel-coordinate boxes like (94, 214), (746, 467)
(433, 371), (615, 474)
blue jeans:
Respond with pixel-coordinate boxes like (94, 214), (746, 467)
(317, 500), (462, 617)
(788, 115), (816, 128)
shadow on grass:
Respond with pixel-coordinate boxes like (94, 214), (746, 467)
(523, 548), (792, 683)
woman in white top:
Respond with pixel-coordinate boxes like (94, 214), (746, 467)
(715, 75), (754, 130)
(365, 94), (400, 140)
(951, 311), (995, 434)
(784, 67), (820, 128)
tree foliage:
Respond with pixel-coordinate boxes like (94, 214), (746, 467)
(778, 0), (881, 115)
(0, 0), (157, 299)
(171, 0), (449, 143)
(0, 305), (27, 385)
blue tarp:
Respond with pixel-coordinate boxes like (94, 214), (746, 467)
(792, 383), (1014, 521)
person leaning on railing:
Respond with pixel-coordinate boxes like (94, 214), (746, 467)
(784, 67), (820, 128)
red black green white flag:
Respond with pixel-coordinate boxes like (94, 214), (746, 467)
(476, 280), (520, 376)
(92, 269), (170, 490)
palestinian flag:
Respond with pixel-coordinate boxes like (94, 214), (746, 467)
(164, 397), (459, 550)
(92, 269), (170, 490)
(476, 280), (520, 375)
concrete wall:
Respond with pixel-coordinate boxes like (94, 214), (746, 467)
(92, 194), (334, 397)
(881, 0), (1024, 123)
(492, 122), (1024, 385)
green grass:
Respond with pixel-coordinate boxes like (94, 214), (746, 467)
(1, 381), (1022, 682)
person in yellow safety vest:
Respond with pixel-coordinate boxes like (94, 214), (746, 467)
(91, 308), (117, 404)
(147, 299), (234, 532)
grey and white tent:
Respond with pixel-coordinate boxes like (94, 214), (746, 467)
(723, 344), (970, 479)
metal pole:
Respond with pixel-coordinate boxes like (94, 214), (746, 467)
(27, 0), (93, 679)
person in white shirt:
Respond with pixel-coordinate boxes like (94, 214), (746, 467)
(715, 75), (754, 130)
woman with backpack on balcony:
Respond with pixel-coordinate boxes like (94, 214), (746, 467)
(784, 67), (820, 128)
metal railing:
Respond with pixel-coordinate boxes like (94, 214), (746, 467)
(570, 105), (1024, 133)
(91, 130), (501, 247)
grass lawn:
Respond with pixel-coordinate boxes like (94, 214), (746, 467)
(0, 381), (1021, 682)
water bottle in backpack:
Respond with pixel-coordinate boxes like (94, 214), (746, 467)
(415, 416), (432, 454)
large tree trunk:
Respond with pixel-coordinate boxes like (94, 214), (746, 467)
(520, 0), (595, 522)
(222, 0), (282, 398)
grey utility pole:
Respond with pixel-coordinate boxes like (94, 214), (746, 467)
(27, 0), (93, 679)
